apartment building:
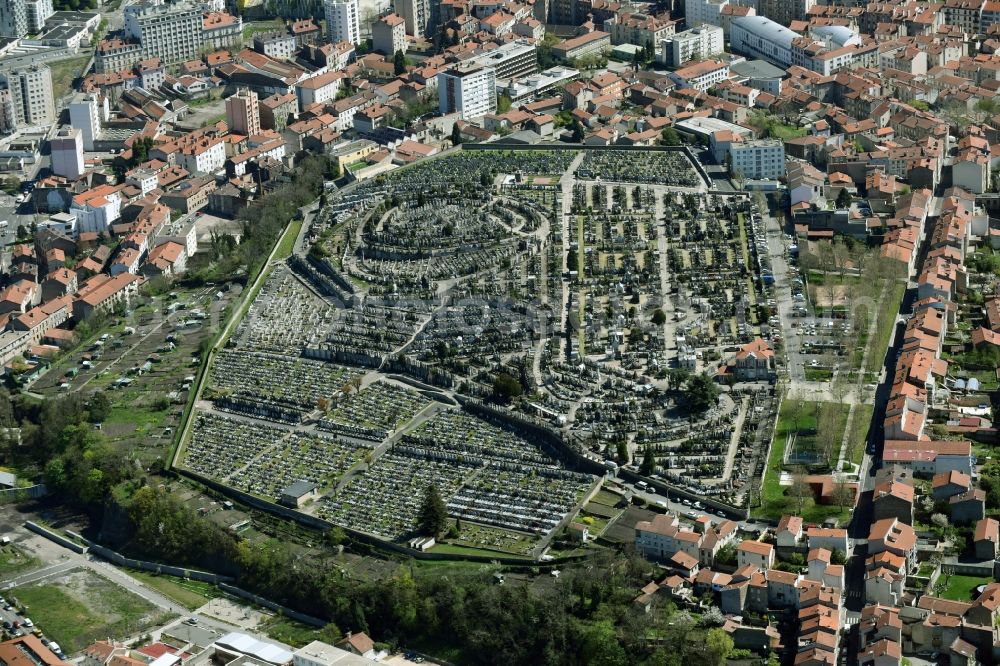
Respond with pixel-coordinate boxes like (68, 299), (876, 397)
(26, 0), (54, 35)
(0, 0), (27, 38)
(125, 1), (202, 65)
(295, 71), (346, 111)
(254, 32), (297, 60)
(373, 14), (407, 56)
(659, 24), (723, 67)
(604, 12), (676, 49)
(729, 138), (786, 179)
(0, 89), (15, 134)
(667, 58), (729, 91)
(469, 41), (537, 80)
(438, 65), (497, 120)
(202, 11), (242, 50)
(684, 0), (729, 28)
(51, 128), (84, 181)
(757, 0), (814, 26)
(68, 93), (103, 152)
(226, 88), (261, 137)
(395, 0), (430, 38)
(5, 64), (55, 127)
(325, 0), (360, 47)
(95, 38), (142, 74)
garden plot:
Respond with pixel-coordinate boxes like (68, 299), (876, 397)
(576, 150), (701, 187)
(318, 381), (431, 441)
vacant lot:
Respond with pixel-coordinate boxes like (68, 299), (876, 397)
(15, 569), (173, 653)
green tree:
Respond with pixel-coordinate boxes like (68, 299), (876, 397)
(497, 95), (513, 114)
(575, 620), (627, 666)
(571, 119), (585, 142)
(639, 444), (656, 476)
(835, 187), (852, 209)
(492, 373), (522, 403)
(651, 308), (666, 325)
(450, 122), (462, 145)
(419, 483), (449, 537)
(660, 127), (681, 145)
(87, 391), (111, 423)
(393, 49), (407, 75)
(615, 439), (629, 463)
(705, 627), (734, 666)
(685, 373), (719, 414)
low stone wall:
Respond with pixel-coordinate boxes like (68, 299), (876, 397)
(24, 520), (87, 554)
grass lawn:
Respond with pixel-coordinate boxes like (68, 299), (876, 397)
(16, 572), (170, 654)
(753, 399), (851, 523)
(589, 490), (624, 507)
(126, 570), (216, 611)
(242, 19), (284, 40)
(865, 280), (906, 374)
(261, 616), (334, 648)
(49, 55), (92, 102)
(939, 574), (990, 601)
(274, 218), (304, 260)
(848, 403), (874, 467)
(0, 544), (39, 577)
(804, 368), (833, 382)
(429, 542), (531, 559)
(768, 123), (807, 141)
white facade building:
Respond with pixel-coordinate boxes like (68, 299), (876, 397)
(659, 24), (723, 67)
(0, 0), (27, 38)
(325, 0), (360, 47)
(667, 59), (730, 92)
(394, 0), (430, 38)
(25, 0), (54, 35)
(50, 128), (84, 180)
(178, 138), (226, 175)
(125, 1), (202, 65)
(68, 93), (102, 151)
(729, 139), (785, 179)
(684, 0), (729, 28)
(438, 65), (497, 120)
(730, 15), (801, 69)
(5, 64), (55, 127)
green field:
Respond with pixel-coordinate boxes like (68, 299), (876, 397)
(938, 574), (990, 601)
(275, 218), (304, 260)
(0, 544), (39, 577)
(49, 55), (92, 103)
(866, 280), (906, 374)
(127, 570), (216, 610)
(16, 571), (171, 653)
(753, 399), (852, 523)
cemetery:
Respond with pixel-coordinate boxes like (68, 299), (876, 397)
(178, 147), (778, 553)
